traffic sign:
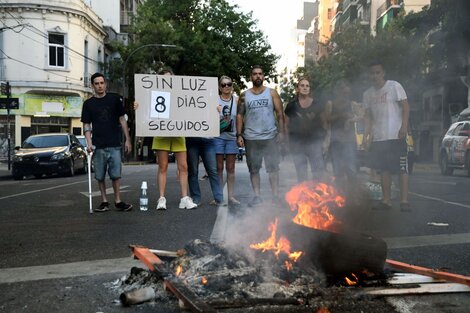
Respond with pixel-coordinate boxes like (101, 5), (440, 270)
(0, 98), (19, 109)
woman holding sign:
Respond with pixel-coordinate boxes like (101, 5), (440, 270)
(214, 76), (240, 205)
(135, 68), (197, 210)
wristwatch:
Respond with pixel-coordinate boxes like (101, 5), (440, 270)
(236, 133), (242, 137)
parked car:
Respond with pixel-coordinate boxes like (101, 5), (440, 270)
(439, 120), (470, 176)
(76, 135), (94, 172)
(457, 107), (470, 121)
(12, 133), (88, 180)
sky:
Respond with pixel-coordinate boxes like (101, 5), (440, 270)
(230, 0), (307, 70)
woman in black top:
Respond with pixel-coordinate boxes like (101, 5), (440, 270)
(285, 78), (328, 182)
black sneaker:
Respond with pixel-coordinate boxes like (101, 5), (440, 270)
(94, 202), (110, 213)
(115, 201), (133, 211)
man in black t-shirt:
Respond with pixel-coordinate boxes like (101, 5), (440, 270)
(81, 73), (132, 212)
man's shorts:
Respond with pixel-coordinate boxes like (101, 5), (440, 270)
(214, 137), (239, 155)
(94, 147), (122, 181)
(245, 138), (280, 174)
(370, 139), (408, 174)
(152, 137), (186, 152)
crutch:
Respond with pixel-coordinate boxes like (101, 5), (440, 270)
(87, 151), (94, 214)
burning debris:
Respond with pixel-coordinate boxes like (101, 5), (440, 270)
(111, 181), (397, 312)
(113, 239), (397, 312)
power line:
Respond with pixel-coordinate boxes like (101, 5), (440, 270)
(0, 47), (83, 84)
(0, 1), (105, 65)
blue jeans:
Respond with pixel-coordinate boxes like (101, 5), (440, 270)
(186, 137), (223, 203)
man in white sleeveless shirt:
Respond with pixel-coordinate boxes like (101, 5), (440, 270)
(236, 65), (285, 207)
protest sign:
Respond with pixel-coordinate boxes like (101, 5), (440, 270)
(134, 74), (220, 137)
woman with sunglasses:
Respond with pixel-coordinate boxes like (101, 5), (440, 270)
(214, 76), (241, 205)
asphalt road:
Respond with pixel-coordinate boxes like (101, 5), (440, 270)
(0, 159), (469, 313)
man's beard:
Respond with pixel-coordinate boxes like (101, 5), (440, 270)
(252, 78), (263, 87)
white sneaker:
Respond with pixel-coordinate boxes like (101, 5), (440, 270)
(156, 197), (167, 210)
(179, 196), (197, 210)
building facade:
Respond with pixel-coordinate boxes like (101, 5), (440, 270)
(0, 0), (106, 159)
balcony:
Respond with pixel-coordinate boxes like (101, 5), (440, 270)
(342, 0), (359, 12)
(120, 10), (133, 26)
(377, 0), (403, 19)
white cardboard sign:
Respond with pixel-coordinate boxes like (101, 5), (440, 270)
(134, 74), (220, 137)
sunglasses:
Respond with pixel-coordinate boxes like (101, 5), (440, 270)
(220, 82), (232, 88)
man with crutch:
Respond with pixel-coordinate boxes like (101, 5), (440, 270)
(81, 72), (133, 213)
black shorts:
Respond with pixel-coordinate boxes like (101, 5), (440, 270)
(370, 139), (408, 174)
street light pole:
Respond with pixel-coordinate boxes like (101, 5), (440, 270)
(121, 43), (178, 161)
(121, 43), (177, 99)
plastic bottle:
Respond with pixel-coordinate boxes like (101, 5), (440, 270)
(139, 181), (148, 211)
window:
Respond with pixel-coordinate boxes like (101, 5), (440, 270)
(49, 33), (65, 67)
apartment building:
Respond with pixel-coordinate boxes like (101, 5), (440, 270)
(0, 0), (106, 158)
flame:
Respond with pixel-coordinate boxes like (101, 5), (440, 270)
(284, 261), (293, 271)
(316, 308), (330, 313)
(175, 265), (183, 276)
(345, 273), (359, 286)
(201, 276), (208, 285)
(285, 181), (345, 232)
(250, 218), (303, 262)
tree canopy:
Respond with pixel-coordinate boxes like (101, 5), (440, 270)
(283, 0), (470, 104)
(123, 0), (278, 88)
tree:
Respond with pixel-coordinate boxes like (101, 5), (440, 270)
(124, 0), (278, 88)
(304, 17), (426, 102)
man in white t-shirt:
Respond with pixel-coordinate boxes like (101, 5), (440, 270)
(363, 61), (410, 212)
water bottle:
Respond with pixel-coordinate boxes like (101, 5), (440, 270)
(139, 181), (148, 211)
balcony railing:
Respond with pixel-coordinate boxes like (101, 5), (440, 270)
(377, 0), (403, 18)
(342, 0), (359, 12)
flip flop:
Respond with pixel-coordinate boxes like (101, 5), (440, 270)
(400, 202), (411, 212)
(372, 201), (392, 210)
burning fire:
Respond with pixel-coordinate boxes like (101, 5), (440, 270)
(249, 218), (303, 263)
(344, 273), (359, 285)
(285, 181), (345, 232)
(250, 181), (344, 269)
(175, 265), (183, 276)
(201, 276), (208, 285)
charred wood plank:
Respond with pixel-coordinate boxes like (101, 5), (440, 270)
(130, 245), (217, 313)
(207, 297), (303, 309)
(164, 278), (217, 313)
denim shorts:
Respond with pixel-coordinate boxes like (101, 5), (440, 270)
(214, 137), (239, 155)
(93, 147), (122, 181)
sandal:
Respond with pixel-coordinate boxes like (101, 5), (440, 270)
(228, 197), (241, 205)
(400, 202), (411, 212)
(372, 201), (392, 211)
